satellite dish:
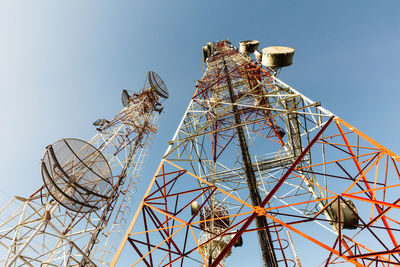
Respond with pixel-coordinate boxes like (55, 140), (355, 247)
(121, 89), (130, 107)
(93, 118), (109, 127)
(148, 71), (169, 99)
(41, 138), (114, 213)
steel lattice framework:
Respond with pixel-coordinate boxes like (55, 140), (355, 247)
(112, 40), (400, 267)
(0, 74), (166, 266)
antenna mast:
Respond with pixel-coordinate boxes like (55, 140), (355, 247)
(112, 40), (400, 267)
(0, 71), (169, 266)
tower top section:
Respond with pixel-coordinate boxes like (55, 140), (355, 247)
(202, 40), (295, 71)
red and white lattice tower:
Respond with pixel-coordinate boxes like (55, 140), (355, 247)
(112, 40), (400, 266)
(0, 71), (169, 266)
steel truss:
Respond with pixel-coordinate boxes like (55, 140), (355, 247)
(113, 41), (400, 266)
(0, 83), (162, 266)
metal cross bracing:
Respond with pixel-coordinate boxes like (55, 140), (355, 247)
(112, 40), (400, 267)
(0, 75), (166, 266)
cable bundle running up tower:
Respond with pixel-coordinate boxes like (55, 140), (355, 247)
(112, 40), (400, 266)
(0, 71), (169, 266)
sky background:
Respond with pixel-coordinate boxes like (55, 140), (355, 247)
(1, 0), (400, 266)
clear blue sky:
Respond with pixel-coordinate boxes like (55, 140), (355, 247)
(1, 1), (400, 266)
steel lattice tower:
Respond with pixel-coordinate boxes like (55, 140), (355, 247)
(112, 40), (400, 266)
(0, 71), (169, 266)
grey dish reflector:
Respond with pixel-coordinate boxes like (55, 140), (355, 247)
(121, 89), (130, 107)
(93, 118), (109, 127)
(148, 71), (169, 99)
(41, 138), (114, 213)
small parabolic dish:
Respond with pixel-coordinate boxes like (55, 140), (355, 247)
(148, 71), (169, 99)
(93, 118), (108, 127)
(41, 138), (114, 213)
(121, 89), (130, 107)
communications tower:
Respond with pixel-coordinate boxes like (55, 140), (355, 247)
(0, 71), (169, 266)
(112, 40), (400, 267)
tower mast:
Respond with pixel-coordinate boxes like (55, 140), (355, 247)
(0, 71), (169, 266)
(113, 40), (400, 267)
(223, 58), (277, 266)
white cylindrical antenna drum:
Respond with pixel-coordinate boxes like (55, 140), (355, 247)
(191, 201), (199, 215)
(202, 45), (210, 63)
(207, 42), (213, 56)
(329, 198), (359, 230)
(239, 40), (260, 54)
(262, 46), (295, 67)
